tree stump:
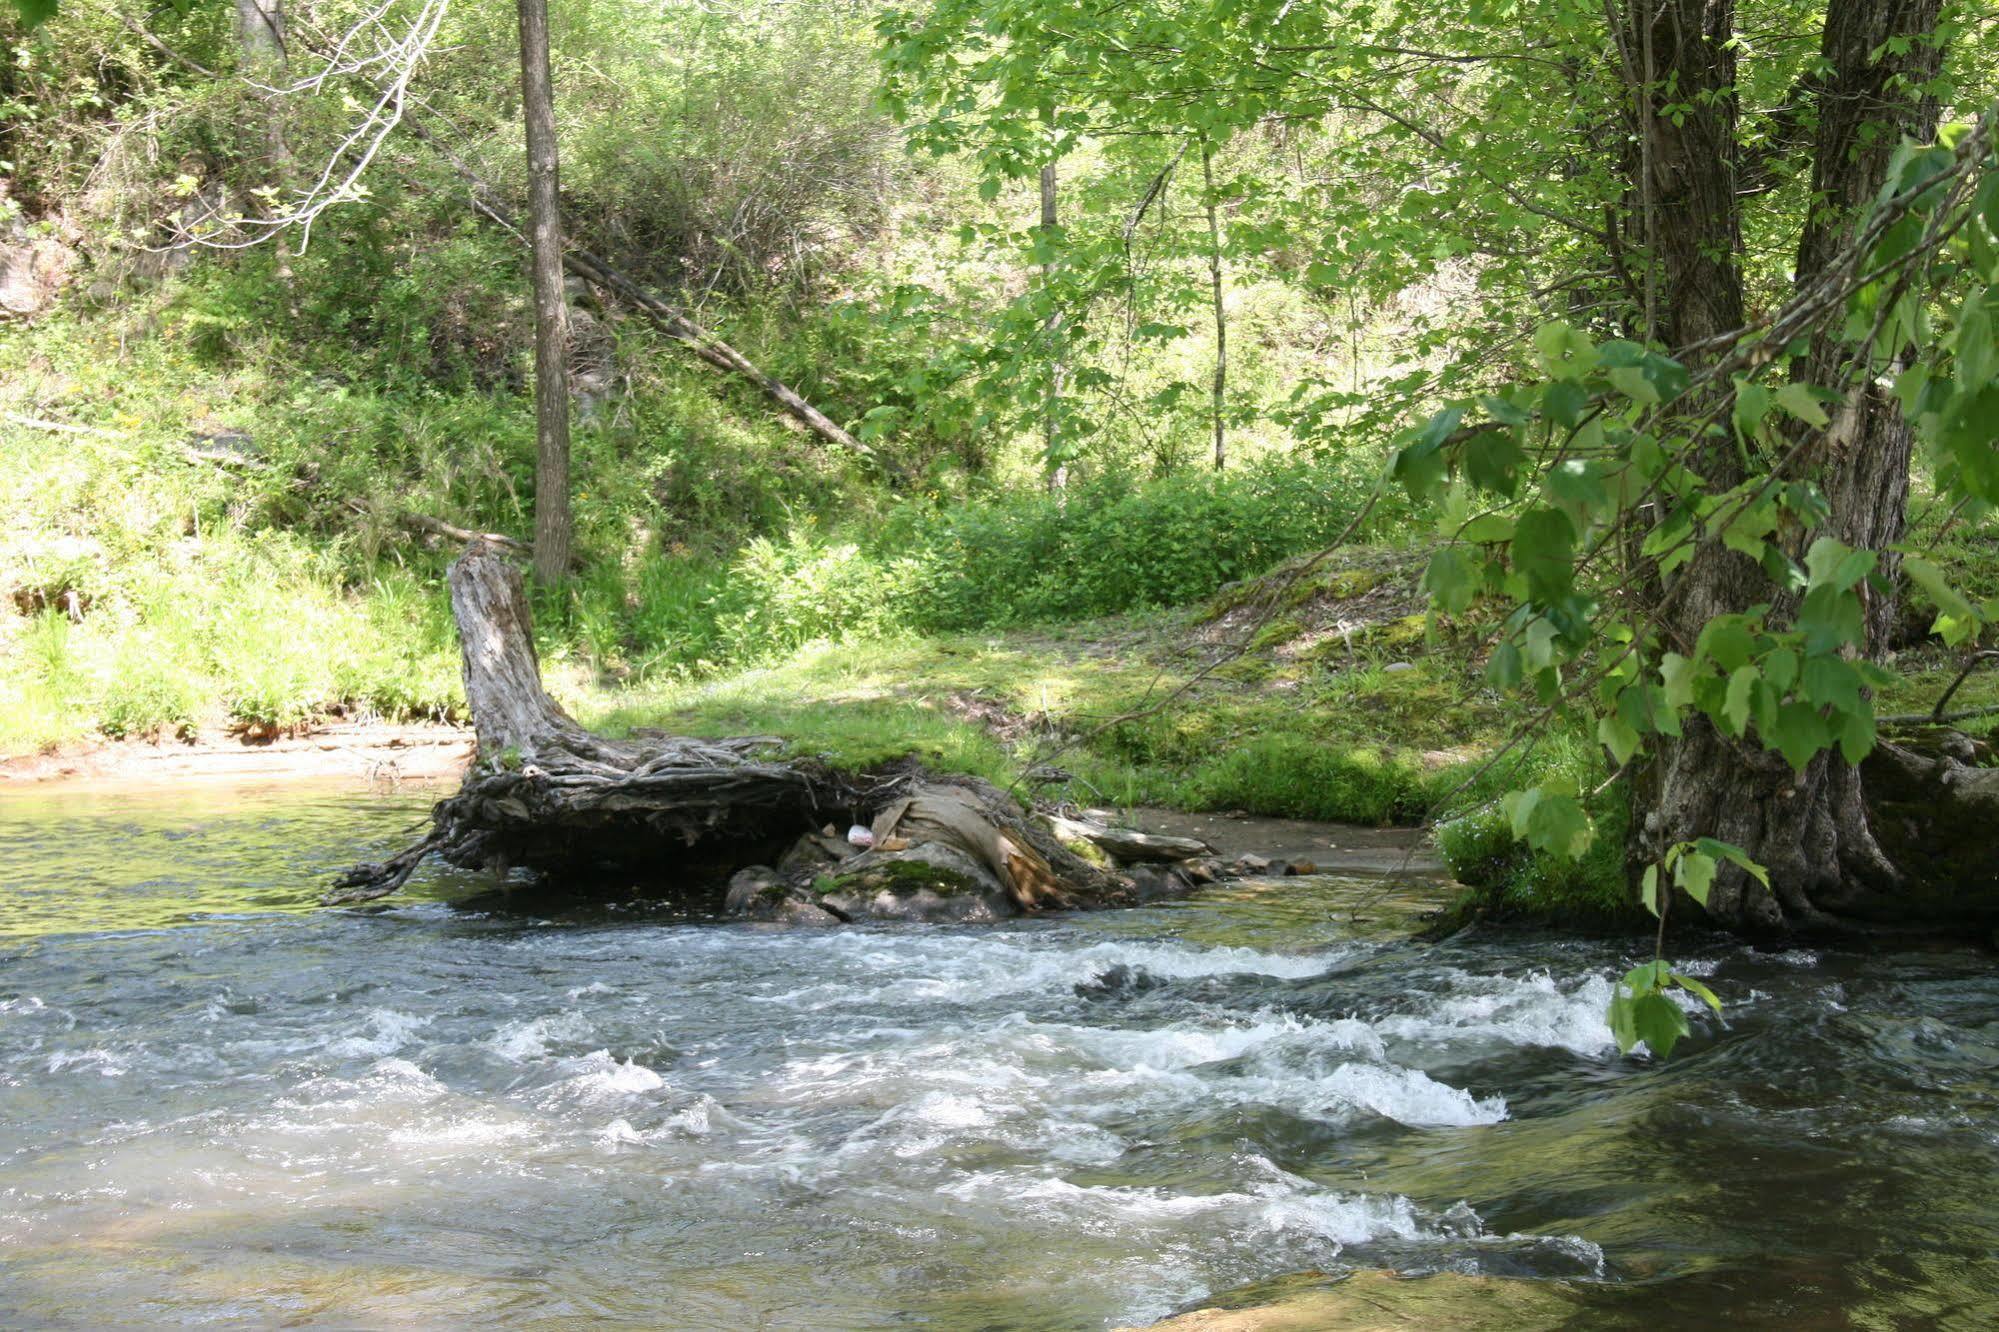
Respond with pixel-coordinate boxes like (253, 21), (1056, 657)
(327, 544), (1142, 917)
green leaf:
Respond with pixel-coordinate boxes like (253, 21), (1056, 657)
(1675, 850), (1717, 906)
(1459, 513), (1516, 544)
(1391, 407), (1462, 501)
(1535, 321), (1595, 381)
(1510, 507), (1576, 602)
(1522, 616), (1560, 671)
(1501, 786), (1542, 840)
(1719, 500), (1778, 559)
(11, 0), (55, 26)
(1599, 712), (1641, 766)
(1608, 989), (1639, 1053)
(1660, 652), (1697, 709)
(1621, 960), (1670, 994)
(1630, 991), (1691, 1057)
(1543, 379), (1589, 427)
(1903, 555), (1977, 622)
(1722, 665), (1757, 736)
(1770, 700), (1831, 773)
(1775, 382), (1831, 429)
(1463, 430), (1526, 496)
(1732, 381), (1773, 441)
(1479, 394), (1532, 427)
(1803, 538), (1874, 592)
(1801, 655), (1861, 714)
(1696, 617), (1757, 672)
(1693, 837), (1769, 886)
(1640, 864), (1660, 917)
(1670, 972), (1724, 1015)
(1837, 707), (1877, 764)
(1423, 548), (1476, 614)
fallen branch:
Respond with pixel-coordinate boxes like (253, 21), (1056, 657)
(1879, 702), (1999, 727)
(3, 411), (124, 438)
(397, 116), (871, 457)
(342, 499), (529, 552)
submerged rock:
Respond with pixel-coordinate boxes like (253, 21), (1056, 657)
(1121, 1268), (1590, 1330)
(725, 866), (840, 926)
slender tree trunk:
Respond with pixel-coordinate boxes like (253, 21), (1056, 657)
(1629, 0), (1950, 933)
(517, 0), (573, 585)
(1202, 140), (1227, 471)
(1041, 163), (1067, 493)
(234, 0), (293, 287)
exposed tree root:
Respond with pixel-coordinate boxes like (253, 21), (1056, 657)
(328, 544), (1224, 918)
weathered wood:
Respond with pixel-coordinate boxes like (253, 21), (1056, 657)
(328, 544), (1122, 914)
(1045, 813), (1213, 864)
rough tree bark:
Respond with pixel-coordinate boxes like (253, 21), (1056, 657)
(1202, 139), (1228, 471)
(327, 545), (1154, 916)
(1628, 0), (1952, 933)
(516, 0), (573, 585)
(1041, 162), (1068, 492)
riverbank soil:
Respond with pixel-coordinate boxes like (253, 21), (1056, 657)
(0, 722), (473, 792)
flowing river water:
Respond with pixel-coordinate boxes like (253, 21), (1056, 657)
(2, 784), (1996, 1328)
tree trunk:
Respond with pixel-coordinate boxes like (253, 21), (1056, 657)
(1628, 0), (1950, 934)
(1041, 162), (1068, 492)
(1202, 140), (1227, 471)
(516, 0), (573, 586)
(234, 0), (293, 285)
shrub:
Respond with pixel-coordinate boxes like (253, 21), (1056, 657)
(1184, 735), (1429, 825)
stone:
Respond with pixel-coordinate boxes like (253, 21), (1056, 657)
(775, 831), (853, 876)
(0, 222), (73, 320)
(723, 865), (782, 915)
(811, 842), (1016, 923)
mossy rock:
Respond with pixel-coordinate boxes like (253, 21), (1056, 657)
(1322, 567), (1384, 599)
(1059, 836), (1114, 870)
(814, 842), (1014, 923)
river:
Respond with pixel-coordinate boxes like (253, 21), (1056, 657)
(2, 785), (1995, 1328)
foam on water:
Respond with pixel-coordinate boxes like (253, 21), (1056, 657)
(759, 934), (1345, 1011)
(1376, 970), (1623, 1056)
(325, 1007), (432, 1059)
(0, 812), (1666, 1328)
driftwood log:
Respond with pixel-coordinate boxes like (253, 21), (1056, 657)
(328, 545), (1206, 917)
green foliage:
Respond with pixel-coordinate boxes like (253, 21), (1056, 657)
(1185, 736), (1428, 825)
(1606, 960), (1719, 1060)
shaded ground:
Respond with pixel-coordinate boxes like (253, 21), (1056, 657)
(1127, 807), (1447, 878)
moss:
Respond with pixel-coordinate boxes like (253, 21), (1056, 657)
(1061, 836), (1114, 869)
(1370, 613), (1431, 649)
(1250, 616), (1307, 651)
(1323, 567), (1384, 598)
(821, 855), (981, 897)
